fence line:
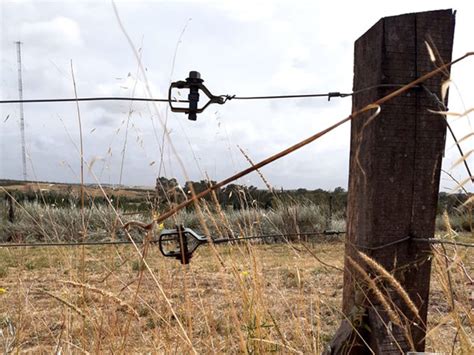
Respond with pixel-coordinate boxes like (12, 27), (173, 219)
(1, 233), (472, 249)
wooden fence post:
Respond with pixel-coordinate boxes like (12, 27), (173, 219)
(326, 10), (455, 354)
(6, 194), (15, 223)
(326, 194), (333, 231)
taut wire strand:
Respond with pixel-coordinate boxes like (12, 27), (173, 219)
(147, 52), (474, 226)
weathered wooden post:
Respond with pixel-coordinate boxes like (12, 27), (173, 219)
(326, 10), (455, 354)
(6, 194), (15, 223)
(326, 194), (333, 231)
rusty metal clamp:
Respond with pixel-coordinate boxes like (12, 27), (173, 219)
(158, 225), (208, 264)
(157, 226), (347, 264)
(168, 71), (226, 120)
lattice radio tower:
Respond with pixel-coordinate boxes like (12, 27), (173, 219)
(16, 41), (27, 181)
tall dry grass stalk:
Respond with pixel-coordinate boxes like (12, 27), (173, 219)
(357, 251), (420, 318)
(70, 61), (87, 313)
(39, 289), (86, 319)
(429, 244), (473, 353)
(61, 280), (139, 319)
(347, 256), (418, 352)
(346, 256), (402, 327)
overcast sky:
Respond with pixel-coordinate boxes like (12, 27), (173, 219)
(1, 0), (473, 191)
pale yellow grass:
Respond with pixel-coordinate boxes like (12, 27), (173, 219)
(0, 240), (471, 353)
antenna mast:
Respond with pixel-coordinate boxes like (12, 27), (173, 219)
(16, 41), (27, 181)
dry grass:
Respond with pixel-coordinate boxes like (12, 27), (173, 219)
(0, 200), (343, 243)
(0, 241), (343, 353)
(0, 182), (471, 353)
(428, 242), (474, 354)
(0, 237), (472, 353)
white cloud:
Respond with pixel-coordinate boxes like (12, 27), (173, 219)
(214, 0), (277, 22)
(0, 1), (473, 191)
(20, 16), (83, 48)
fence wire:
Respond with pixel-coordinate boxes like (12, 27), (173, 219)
(1, 233), (472, 249)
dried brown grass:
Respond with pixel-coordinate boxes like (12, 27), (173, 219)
(0, 232), (471, 353)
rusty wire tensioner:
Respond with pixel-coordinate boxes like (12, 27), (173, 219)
(157, 226), (346, 264)
(158, 225), (208, 264)
(168, 71), (226, 121)
(158, 226), (238, 264)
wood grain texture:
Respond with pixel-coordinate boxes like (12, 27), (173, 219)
(326, 10), (455, 355)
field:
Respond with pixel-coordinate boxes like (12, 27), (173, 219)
(0, 181), (473, 353)
(0, 180), (153, 199)
(2, 2), (474, 353)
(0, 236), (472, 353)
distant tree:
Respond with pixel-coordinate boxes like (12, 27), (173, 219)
(333, 186), (346, 194)
(155, 177), (181, 206)
(184, 179), (220, 207)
